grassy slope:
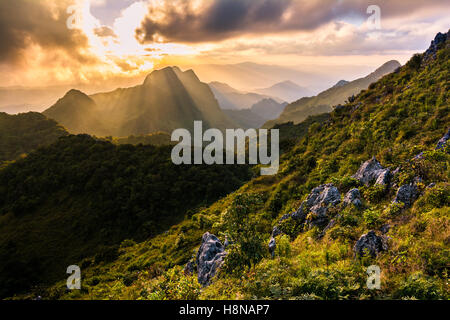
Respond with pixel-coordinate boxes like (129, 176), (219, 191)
(9, 36), (450, 300)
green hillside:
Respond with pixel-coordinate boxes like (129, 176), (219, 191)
(0, 135), (252, 298)
(4, 31), (450, 301)
(264, 60), (401, 128)
(0, 112), (68, 164)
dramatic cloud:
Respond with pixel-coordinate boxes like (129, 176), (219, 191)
(0, 0), (91, 64)
(136, 0), (450, 44)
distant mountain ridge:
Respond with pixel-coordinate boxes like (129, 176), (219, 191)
(264, 60), (401, 127)
(44, 67), (237, 136)
(255, 81), (312, 102)
(209, 81), (283, 110)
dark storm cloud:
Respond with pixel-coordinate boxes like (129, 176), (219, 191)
(0, 0), (90, 64)
(136, 0), (450, 43)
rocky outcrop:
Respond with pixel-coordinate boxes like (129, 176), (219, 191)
(393, 183), (419, 208)
(295, 184), (341, 228)
(196, 232), (227, 286)
(353, 157), (391, 186)
(436, 128), (450, 150)
(353, 231), (388, 258)
(424, 31), (449, 61)
(343, 188), (362, 207)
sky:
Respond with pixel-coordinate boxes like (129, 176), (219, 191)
(0, 0), (449, 90)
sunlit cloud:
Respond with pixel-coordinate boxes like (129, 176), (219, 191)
(0, 0), (449, 88)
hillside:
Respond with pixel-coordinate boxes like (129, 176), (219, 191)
(43, 67), (237, 137)
(223, 98), (288, 129)
(251, 98), (288, 121)
(0, 112), (68, 163)
(264, 60), (401, 127)
(255, 81), (312, 103)
(3, 31), (450, 301)
(0, 135), (253, 298)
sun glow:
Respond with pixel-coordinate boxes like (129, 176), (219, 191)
(68, 0), (198, 79)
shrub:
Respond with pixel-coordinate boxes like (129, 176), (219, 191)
(394, 272), (446, 300)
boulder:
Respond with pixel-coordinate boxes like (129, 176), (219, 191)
(353, 157), (391, 186)
(353, 231), (388, 258)
(196, 232), (227, 286)
(268, 237), (276, 258)
(300, 184), (341, 228)
(271, 226), (282, 238)
(393, 183), (418, 208)
(436, 128), (450, 150)
(343, 188), (362, 207)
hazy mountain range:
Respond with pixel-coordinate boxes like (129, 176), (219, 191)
(43, 67), (237, 137)
(255, 80), (312, 102)
(264, 60), (402, 127)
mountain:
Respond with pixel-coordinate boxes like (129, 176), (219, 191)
(189, 62), (376, 93)
(250, 98), (288, 121)
(221, 97), (288, 129)
(43, 90), (108, 136)
(223, 109), (268, 129)
(332, 80), (350, 88)
(264, 60), (401, 127)
(255, 81), (312, 102)
(24, 30), (448, 301)
(0, 112), (68, 163)
(209, 81), (282, 110)
(43, 67), (237, 137)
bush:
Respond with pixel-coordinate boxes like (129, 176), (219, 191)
(394, 272), (446, 300)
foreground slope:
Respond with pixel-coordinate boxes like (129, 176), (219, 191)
(8, 31), (450, 300)
(44, 67), (237, 137)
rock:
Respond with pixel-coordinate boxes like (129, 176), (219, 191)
(271, 226), (282, 237)
(268, 237), (276, 258)
(302, 184), (341, 228)
(196, 232), (227, 286)
(353, 157), (391, 186)
(393, 183), (418, 208)
(272, 184), (340, 237)
(413, 152), (424, 160)
(424, 31), (449, 61)
(392, 167), (401, 176)
(353, 231), (388, 258)
(436, 128), (450, 150)
(343, 188), (362, 207)
(292, 203), (307, 222)
(279, 213), (292, 222)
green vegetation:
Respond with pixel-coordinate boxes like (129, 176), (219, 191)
(0, 135), (252, 298)
(3, 34), (450, 301)
(0, 112), (68, 163)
